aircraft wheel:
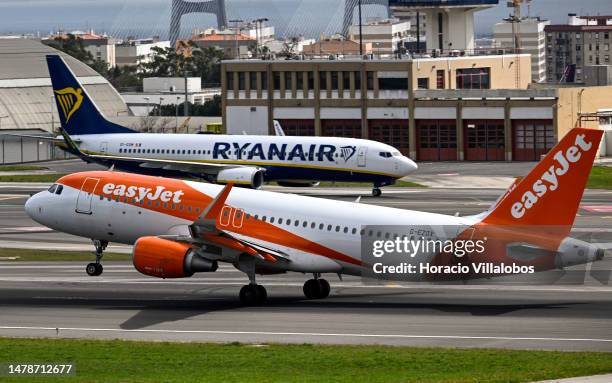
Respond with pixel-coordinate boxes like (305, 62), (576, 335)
(304, 278), (329, 299)
(372, 188), (382, 197)
(86, 263), (103, 276)
(240, 284), (267, 305)
(318, 279), (330, 299)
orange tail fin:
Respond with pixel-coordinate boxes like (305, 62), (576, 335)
(483, 127), (603, 227)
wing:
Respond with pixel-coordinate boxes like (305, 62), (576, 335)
(160, 183), (290, 264)
(56, 127), (250, 176)
(0, 133), (80, 144)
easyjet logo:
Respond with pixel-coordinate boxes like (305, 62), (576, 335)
(511, 133), (593, 219)
(102, 183), (185, 203)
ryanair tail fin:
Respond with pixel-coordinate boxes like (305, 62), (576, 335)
(46, 55), (134, 135)
(483, 127), (603, 227)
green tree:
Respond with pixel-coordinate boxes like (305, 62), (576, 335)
(152, 95), (221, 117)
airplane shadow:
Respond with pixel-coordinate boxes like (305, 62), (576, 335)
(0, 288), (588, 330)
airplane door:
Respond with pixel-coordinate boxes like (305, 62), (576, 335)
(357, 146), (367, 167)
(100, 142), (108, 154)
(75, 177), (99, 214)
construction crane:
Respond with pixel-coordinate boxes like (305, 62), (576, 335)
(505, 0), (531, 87)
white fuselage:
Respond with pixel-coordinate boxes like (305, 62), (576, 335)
(71, 133), (417, 182)
(25, 172), (471, 276)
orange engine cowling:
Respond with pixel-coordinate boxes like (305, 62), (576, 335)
(133, 236), (218, 278)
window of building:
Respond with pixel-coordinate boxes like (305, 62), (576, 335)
(379, 77), (409, 90)
(456, 67), (490, 89)
(238, 72), (246, 90)
(284, 71), (292, 90)
(306, 71), (314, 91)
(342, 71), (351, 90)
(226, 72), (234, 90)
(417, 77), (429, 89)
(296, 72), (304, 91)
(261, 72), (268, 90)
(606, 55), (610, 63)
(319, 71), (328, 90)
(331, 71), (339, 90)
(249, 72), (257, 90)
(366, 71), (374, 90)
(273, 72), (281, 90)
(436, 70), (445, 89)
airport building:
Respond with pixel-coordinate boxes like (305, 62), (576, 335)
(221, 53), (612, 161)
(0, 38), (128, 164)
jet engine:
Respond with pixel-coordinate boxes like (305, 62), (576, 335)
(217, 167), (264, 189)
(133, 236), (218, 278)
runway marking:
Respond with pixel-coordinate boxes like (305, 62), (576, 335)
(581, 205), (612, 213)
(0, 326), (611, 344)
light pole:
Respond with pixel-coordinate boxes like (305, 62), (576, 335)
(175, 96), (180, 133)
(358, 0), (363, 56)
(144, 96), (150, 116)
(0, 115), (8, 164)
(229, 19), (244, 59)
(159, 97), (164, 117)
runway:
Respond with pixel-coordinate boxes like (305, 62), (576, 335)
(1, 262), (612, 350)
(0, 168), (611, 350)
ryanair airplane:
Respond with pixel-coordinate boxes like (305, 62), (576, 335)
(36, 55), (418, 196)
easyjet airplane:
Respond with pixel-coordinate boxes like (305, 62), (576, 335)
(25, 128), (605, 305)
(15, 55), (417, 196)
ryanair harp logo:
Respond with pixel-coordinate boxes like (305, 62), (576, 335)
(340, 145), (357, 162)
(54, 87), (83, 123)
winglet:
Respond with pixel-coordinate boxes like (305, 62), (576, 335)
(192, 183), (234, 233)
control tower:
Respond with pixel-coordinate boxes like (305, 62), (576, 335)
(389, 0), (498, 52)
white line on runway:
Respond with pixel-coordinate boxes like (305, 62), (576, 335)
(0, 325), (611, 344)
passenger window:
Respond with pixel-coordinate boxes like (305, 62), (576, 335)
(310, 222), (315, 229)
(335, 226), (340, 232)
(270, 217), (275, 223)
(343, 227), (348, 233)
(327, 225), (332, 231)
(319, 223), (324, 230)
(262, 216), (267, 222)
(294, 220), (299, 227)
(286, 219), (291, 225)
(278, 218), (283, 224)
(303, 221), (308, 228)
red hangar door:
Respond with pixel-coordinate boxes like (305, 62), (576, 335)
(463, 121), (505, 161)
(416, 120), (458, 161)
(512, 121), (556, 161)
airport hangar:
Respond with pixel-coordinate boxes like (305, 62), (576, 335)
(221, 54), (612, 162)
(0, 38), (128, 164)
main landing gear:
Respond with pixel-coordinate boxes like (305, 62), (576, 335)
(86, 239), (107, 276)
(372, 187), (382, 197)
(303, 274), (330, 299)
(238, 257), (268, 306)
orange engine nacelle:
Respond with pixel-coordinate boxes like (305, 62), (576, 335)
(133, 236), (218, 278)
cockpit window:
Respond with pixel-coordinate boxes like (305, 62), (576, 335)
(55, 185), (63, 195)
(378, 152), (392, 158)
(392, 151), (401, 157)
(48, 184), (57, 194)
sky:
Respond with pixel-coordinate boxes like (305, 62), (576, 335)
(0, 0), (611, 38)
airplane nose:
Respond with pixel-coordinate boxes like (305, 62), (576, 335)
(401, 157), (418, 175)
(24, 193), (41, 220)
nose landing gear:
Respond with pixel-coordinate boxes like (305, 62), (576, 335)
(371, 187), (382, 197)
(86, 239), (107, 276)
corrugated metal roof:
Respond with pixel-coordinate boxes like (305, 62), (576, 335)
(0, 38), (128, 133)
